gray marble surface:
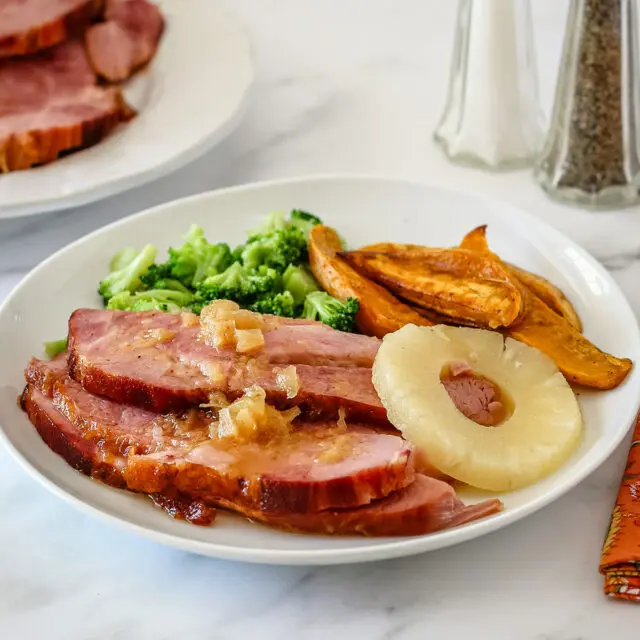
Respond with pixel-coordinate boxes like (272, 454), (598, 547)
(1, 1), (639, 637)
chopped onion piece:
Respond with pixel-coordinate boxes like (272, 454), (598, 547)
(181, 312), (200, 328)
(235, 328), (265, 354)
(275, 365), (299, 399)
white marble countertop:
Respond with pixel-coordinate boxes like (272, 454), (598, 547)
(2, 1), (640, 638)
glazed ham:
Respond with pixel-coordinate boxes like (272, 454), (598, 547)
(67, 308), (386, 420)
(0, 0), (103, 58)
(26, 358), (415, 514)
(85, 0), (164, 82)
(0, 39), (133, 172)
(254, 475), (503, 537)
(22, 357), (502, 535)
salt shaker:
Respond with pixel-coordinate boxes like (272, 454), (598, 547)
(434, 0), (544, 171)
(535, 0), (640, 209)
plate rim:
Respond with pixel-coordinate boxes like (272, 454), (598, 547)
(0, 1), (255, 220)
(2, 173), (638, 565)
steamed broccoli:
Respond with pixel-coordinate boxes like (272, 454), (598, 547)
(195, 262), (281, 305)
(106, 289), (194, 313)
(240, 226), (307, 273)
(139, 265), (193, 294)
(289, 209), (322, 238)
(250, 291), (296, 317)
(44, 338), (68, 358)
(282, 264), (319, 305)
(99, 244), (157, 301)
(152, 225), (233, 288)
(109, 247), (140, 272)
(302, 292), (359, 332)
(250, 211), (288, 236)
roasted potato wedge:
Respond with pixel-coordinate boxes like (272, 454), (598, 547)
(342, 248), (525, 329)
(506, 290), (632, 389)
(460, 225), (583, 331)
(308, 225), (432, 338)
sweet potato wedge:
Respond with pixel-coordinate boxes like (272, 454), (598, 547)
(341, 248), (525, 329)
(507, 264), (583, 332)
(308, 226), (432, 338)
(460, 226), (583, 331)
(506, 290), (632, 389)
(411, 305), (482, 328)
(459, 226), (629, 387)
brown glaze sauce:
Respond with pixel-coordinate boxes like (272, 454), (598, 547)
(150, 491), (217, 526)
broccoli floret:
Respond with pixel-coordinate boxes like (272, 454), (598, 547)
(44, 338), (68, 358)
(282, 264), (319, 305)
(139, 263), (173, 288)
(153, 225), (233, 288)
(250, 211), (288, 237)
(230, 244), (245, 263)
(250, 291), (296, 317)
(99, 244), (157, 301)
(195, 262), (280, 305)
(109, 247), (140, 272)
(240, 226), (307, 273)
(139, 265), (192, 294)
(289, 209), (322, 238)
(106, 289), (194, 313)
(302, 292), (359, 332)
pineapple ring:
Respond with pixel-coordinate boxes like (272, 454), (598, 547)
(373, 325), (583, 492)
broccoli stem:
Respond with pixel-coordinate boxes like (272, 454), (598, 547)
(44, 338), (68, 358)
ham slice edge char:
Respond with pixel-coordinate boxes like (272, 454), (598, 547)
(0, 0), (104, 58)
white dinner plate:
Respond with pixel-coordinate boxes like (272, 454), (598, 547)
(1, 176), (639, 565)
(0, 0), (254, 219)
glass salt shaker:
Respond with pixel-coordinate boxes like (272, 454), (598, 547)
(535, 0), (640, 209)
(434, 0), (545, 171)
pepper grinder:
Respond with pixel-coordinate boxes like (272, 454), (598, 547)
(535, 0), (640, 209)
(434, 0), (545, 171)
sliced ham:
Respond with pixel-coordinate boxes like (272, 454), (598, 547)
(26, 358), (415, 514)
(0, 0), (104, 58)
(85, 0), (164, 82)
(22, 357), (502, 535)
(67, 308), (386, 420)
(0, 39), (133, 172)
(21, 384), (217, 524)
(252, 475), (503, 537)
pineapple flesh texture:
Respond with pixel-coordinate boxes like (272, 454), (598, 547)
(373, 325), (583, 492)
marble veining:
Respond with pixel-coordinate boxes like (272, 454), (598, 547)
(1, 0), (639, 638)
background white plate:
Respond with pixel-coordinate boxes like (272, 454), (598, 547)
(1, 176), (638, 565)
(0, 0), (254, 219)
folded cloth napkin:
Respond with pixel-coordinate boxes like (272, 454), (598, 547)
(600, 416), (640, 601)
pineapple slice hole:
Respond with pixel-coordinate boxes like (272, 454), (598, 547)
(439, 363), (514, 427)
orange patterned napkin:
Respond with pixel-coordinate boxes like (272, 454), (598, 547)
(600, 416), (640, 601)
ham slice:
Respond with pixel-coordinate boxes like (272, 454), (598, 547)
(22, 359), (501, 535)
(67, 308), (387, 420)
(85, 0), (164, 82)
(253, 475), (503, 537)
(21, 385), (217, 525)
(26, 358), (415, 514)
(0, 39), (133, 172)
(0, 0), (104, 58)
